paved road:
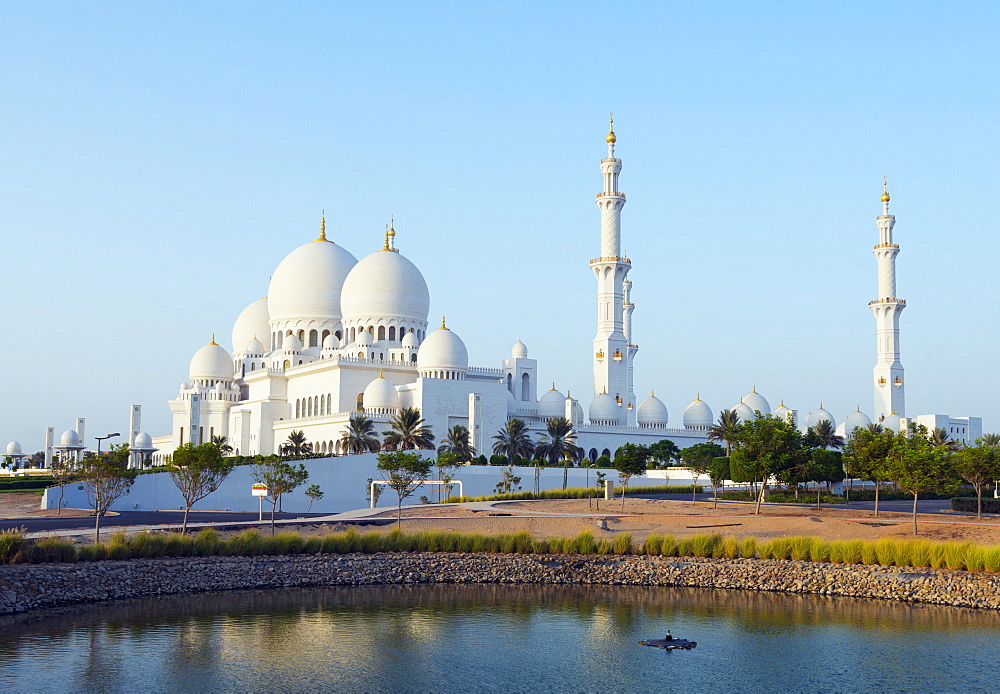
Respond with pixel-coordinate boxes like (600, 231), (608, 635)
(0, 510), (329, 534)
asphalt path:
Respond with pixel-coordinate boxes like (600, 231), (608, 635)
(0, 510), (329, 533)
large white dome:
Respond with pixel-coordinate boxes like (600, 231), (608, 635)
(844, 408), (872, 435)
(733, 401), (756, 423)
(773, 401), (791, 422)
(537, 386), (566, 419)
(363, 374), (398, 412)
(637, 394), (669, 427)
(683, 396), (713, 428)
(743, 388), (770, 416)
(268, 237), (358, 324)
(133, 432), (153, 449)
(805, 406), (837, 429)
(189, 340), (234, 381)
(232, 298), (269, 355)
(5, 441), (22, 455)
(341, 248), (430, 325)
(881, 413), (902, 432)
(417, 323), (469, 372)
(59, 430), (80, 447)
(589, 392), (621, 424)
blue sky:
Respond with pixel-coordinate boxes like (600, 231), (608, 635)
(3, 1), (998, 452)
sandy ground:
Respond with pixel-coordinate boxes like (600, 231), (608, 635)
(0, 492), (95, 520)
(362, 497), (1000, 546)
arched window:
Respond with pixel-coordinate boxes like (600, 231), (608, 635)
(391, 353), (396, 362)
(350, 327), (356, 342)
(283, 360), (291, 368)
(411, 353), (417, 363)
(199, 427), (204, 444)
(368, 326), (374, 335)
(589, 448), (598, 462)
(507, 373), (513, 393)
(357, 393), (365, 411)
(297, 329), (305, 343)
(358, 352), (364, 358)
(179, 427), (184, 445)
(241, 363), (246, 377)
(521, 373), (530, 401)
(378, 326), (386, 341)
(601, 448), (611, 459)
(321, 329), (330, 343)
(370, 352), (375, 360)
(309, 329), (319, 347)
(295, 400), (300, 418)
(388, 327), (396, 341)
(276, 332), (284, 349)
(298, 360), (303, 365)
(335, 330), (342, 340)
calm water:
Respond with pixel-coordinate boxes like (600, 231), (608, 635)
(2, 584), (998, 693)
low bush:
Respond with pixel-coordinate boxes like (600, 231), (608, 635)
(442, 485), (702, 504)
(0, 477), (55, 492)
(951, 497), (1000, 514)
(718, 490), (847, 504)
(611, 532), (633, 555)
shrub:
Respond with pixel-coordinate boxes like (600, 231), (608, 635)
(106, 534), (129, 560)
(945, 542), (971, 571)
(875, 538), (895, 566)
(194, 528), (222, 556)
(789, 537), (812, 561)
(983, 546), (1000, 572)
(0, 529), (26, 563)
(718, 537), (740, 559)
(642, 534), (661, 556)
(575, 531), (597, 555)
(908, 540), (931, 568)
(612, 533), (633, 555)
(951, 497), (1000, 514)
(77, 543), (107, 562)
(24, 536), (76, 563)
(226, 529), (265, 556)
(596, 539), (612, 555)
(860, 541), (878, 565)
(739, 537), (757, 559)
(659, 535), (678, 557)
(691, 534), (720, 558)
(676, 538), (693, 557)
(808, 538), (829, 563)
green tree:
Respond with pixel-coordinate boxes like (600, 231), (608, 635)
(168, 442), (236, 533)
(80, 444), (138, 543)
(595, 454), (612, 468)
(438, 424), (475, 462)
(805, 449), (845, 508)
(210, 434), (233, 455)
(377, 451), (433, 526)
(281, 430), (312, 457)
(492, 418), (535, 465)
(887, 424), (957, 535)
(806, 420), (844, 450)
(843, 426), (895, 516)
(382, 407), (435, 451)
(341, 413), (382, 454)
(680, 442), (724, 503)
(929, 427), (959, 451)
(980, 432), (1000, 448)
(535, 417), (581, 490)
(648, 439), (681, 467)
(494, 466), (522, 494)
(709, 456), (730, 509)
(48, 453), (77, 516)
(304, 483), (324, 512)
(614, 443), (650, 512)
(435, 451), (463, 501)
(953, 440), (1000, 518)
(707, 409), (741, 455)
(251, 458), (310, 534)
(731, 414), (802, 514)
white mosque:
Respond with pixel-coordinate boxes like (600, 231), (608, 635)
(125, 119), (980, 469)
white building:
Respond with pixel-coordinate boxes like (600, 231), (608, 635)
(147, 121), (980, 465)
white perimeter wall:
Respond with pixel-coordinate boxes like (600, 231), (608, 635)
(41, 457), (700, 515)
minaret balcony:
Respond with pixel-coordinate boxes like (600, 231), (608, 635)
(589, 255), (631, 265)
(868, 298), (906, 305)
(595, 350), (605, 360)
(613, 350), (623, 362)
(595, 192), (626, 199)
(873, 243), (900, 249)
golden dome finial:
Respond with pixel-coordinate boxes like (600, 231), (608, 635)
(751, 384), (757, 394)
(881, 177), (890, 203)
(379, 368), (384, 379)
(696, 393), (701, 401)
(313, 210), (329, 242)
(440, 315), (448, 330)
(551, 382), (556, 391)
(606, 112), (616, 144)
(651, 389), (656, 398)
(209, 333), (217, 345)
(388, 215), (395, 238)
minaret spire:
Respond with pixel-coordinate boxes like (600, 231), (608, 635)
(870, 179), (905, 419)
(591, 116), (635, 423)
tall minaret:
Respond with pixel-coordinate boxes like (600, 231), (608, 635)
(591, 115), (631, 416)
(622, 279), (638, 425)
(870, 179), (905, 419)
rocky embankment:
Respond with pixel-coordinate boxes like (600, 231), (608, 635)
(3, 552), (1000, 615)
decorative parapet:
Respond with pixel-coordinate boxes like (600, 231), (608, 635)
(589, 255), (631, 265)
(868, 298), (906, 305)
(595, 191), (626, 198)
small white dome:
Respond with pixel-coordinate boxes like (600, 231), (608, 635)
(844, 408), (873, 435)
(881, 413), (902, 432)
(743, 389), (771, 416)
(637, 395), (669, 426)
(341, 247), (430, 325)
(356, 330), (373, 347)
(322, 333), (339, 350)
(417, 324), (469, 372)
(189, 340), (234, 381)
(133, 432), (153, 449)
(773, 402), (791, 422)
(268, 238), (358, 325)
(683, 397), (713, 428)
(60, 430), (80, 447)
(232, 298), (270, 357)
(363, 374), (398, 412)
(506, 389), (518, 413)
(284, 334), (303, 352)
(537, 386), (566, 419)
(511, 340), (528, 358)
(589, 392), (622, 424)
(805, 406), (837, 429)
(733, 401), (756, 422)
(244, 337), (266, 355)
(5, 441), (22, 455)
(401, 331), (418, 348)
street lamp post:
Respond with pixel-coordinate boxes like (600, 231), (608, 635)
(95, 433), (120, 455)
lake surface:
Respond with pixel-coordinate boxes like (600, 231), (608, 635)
(2, 584), (998, 693)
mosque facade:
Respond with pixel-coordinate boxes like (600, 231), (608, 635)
(143, 121), (980, 467)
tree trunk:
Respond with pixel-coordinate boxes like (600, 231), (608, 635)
(912, 492), (919, 536)
(816, 484), (821, 509)
(94, 511), (102, 544)
(397, 499), (403, 528)
(713, 483), (719, 509)
(58, 485), (64, 516)
(621, 483), (628, 512)
(977, 486), (983, 518)
(562, 460), (568, 490)
(182, 505), (191, 534)
(755, 478), (766, 515)
(270, 497), (277, 536)
(874, 483), (880, 517)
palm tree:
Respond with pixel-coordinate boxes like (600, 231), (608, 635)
(492, 418), (535, 465)
(382, 407), (435, 451)
(282, 430), (312, 457)
(866, 422), (886, 435)
(438, 424), (475, 462)
(929, 427), (959, 451)
(707, 409), (740, 456)
(535, 417), (582, 489)
(210, 435), (233, 455)
(981, 433), (1000, 448)
(340, 413), (381, 454)
(809, 419), (845, 450)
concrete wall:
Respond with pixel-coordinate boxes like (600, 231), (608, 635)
(41, 457), (699, 515)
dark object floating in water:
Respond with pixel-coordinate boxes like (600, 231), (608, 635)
(639, 633), (697, 651)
